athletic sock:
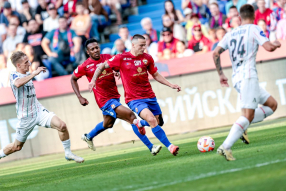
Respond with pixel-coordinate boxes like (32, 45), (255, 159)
(131, 124), (153, 151)
(223, 116), (250, 150)
(0, 149), (7, 159)
(87, 122), (106, 140)
(140, 120), (150, 127)
(62, 139), (71, 155)
(252, 106), (274, 124)
(152, 125), (172, 148)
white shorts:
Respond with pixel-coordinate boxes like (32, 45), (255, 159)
(16, 107), (55, 143)
(235, 78), (271, 109)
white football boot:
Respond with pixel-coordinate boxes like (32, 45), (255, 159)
(217, 145), (236, 161)
(65, 153), (84, 163)
(81, 134), (96, 151)
(151, 145), (162, 156)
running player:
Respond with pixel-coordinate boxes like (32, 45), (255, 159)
(71, 38), (162, 156)
(0, 51), (84, 163)
(88, 35), (181, 156)
(213, 4), (281, 161)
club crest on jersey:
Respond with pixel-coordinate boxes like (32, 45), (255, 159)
(135, 108), (138, 113)
(260, 31), (266, 37)
(137, 67), (142, 73)
(109, 56), (115, 61)
(143, 59), (148, 65)
(111, 104), (115, 109)
(134, 60), (141, 66)
(102, 70), (107, 74)
(86, 64), (94, 68)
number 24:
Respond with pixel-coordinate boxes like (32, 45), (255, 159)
(230, 37), (246, 62)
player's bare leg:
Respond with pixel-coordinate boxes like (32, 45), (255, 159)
(0, 139), (25, 159)
(140, 108), (179, 156)
(50, 116), (84, 163)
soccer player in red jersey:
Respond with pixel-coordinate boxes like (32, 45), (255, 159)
(88, 35), (181, 156)
(71, 38), (162, 155)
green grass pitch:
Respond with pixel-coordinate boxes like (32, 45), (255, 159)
(0, 118), (286, 191)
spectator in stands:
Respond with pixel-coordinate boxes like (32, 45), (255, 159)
(231, 15), (241, 29)
(276, 4), (286, 40)
(273, 0), (286, 21)
(111, 26), (131, 55)
(257, 19), (270, 38)
(225, 0), (247, 15)
(101, 0), (122, 25)
(0, 1), (21, 26)
(183, 7), (192, 22)
(209, 2), (227, 29)
(162, 48), (173, 60)
(0, 24), (5, 54)
(23, 19), (46, 62)
(0, 54), (9, 88)
(212, 27), (226, 50)
(43, 3), (59, 32)
(185, 13), (208, 41)
(141, 17), (160, 42)
(49, 0), (64, 15)
(20, 0), (36, 32)
(188, 24), (210, 54)
(164, 0), (184, 23)
(224, 6), (239, 31)
(35, 0), (49, 25)
(254, 0), (277, 31)
(9, 16), (26, 36)
(82, 0), (109, 41)
(175, 41), (194, 58)
(208, 28), (217, 50)
(63, 0), (78, 22)
(113, 39), (126, 55)
(3, 24), (24, 58)
(162, 14), (186, 41)
(41, 16), (82, 76)
(182, 0), (210, 22)
(143, 33), (158, 62)
(157, 27), (179, 60)
(71, 2), (91, 46)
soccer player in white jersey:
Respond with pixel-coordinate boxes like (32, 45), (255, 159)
(0, 51), (84, 163)
(213, 4), (281, 161)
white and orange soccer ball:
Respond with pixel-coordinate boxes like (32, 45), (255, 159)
(197, 136), (215, 152)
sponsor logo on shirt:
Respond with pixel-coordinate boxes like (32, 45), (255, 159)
(123, 58), (132, 60)
(111, 104), (115, 109)
(102, 70), (107, 74)
(134, 60), (141, 66)
(75, 67), (78, 73)
(260, 31), (266, 37)
(86, 64), (94, 68)
(133, 67), (146, 77)
(99, 70), (113, 79)
(143, 59), (148, 65)
(137, 67), (142, 73)
(109, 56), (115, 61)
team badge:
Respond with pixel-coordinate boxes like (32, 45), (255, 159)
(111, 104), (115, 109)
(102, 70), (107, 74)
(143, 59), (148, 65)
(75, 67), (78, 73)
(137, 67), (142, 73)
(135, 108), (138, 113)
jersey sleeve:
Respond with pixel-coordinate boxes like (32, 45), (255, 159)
(251, 25), (269, 46)
(10, 73), (20, 87)
(147, 55), (158, 75)
(106, 54), (121, 71)
(217, 33), (229, 50)
(73, 64), (86, 78)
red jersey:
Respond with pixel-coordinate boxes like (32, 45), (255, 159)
(107, 52), (157, 103)
(188, 35), (210, 52)
(157, 38), (179, 53)
(254, 8), (275, 29)
(73, 54), (120, 108)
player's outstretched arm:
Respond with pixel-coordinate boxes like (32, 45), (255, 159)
(213, 46), (229, 87)
(262, 40), (281, 52)
(71, 74), (89, 106)
(88, 62), (110, 92)
(14, 67), (46, 88)
(151, 72), (181, 92)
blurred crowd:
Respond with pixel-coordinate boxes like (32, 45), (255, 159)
(0, 0), (286, 88)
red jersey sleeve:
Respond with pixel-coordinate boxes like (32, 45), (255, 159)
(147, 55), (158, 75)
(106, 54), (121, 71)
(73, 63), (86, 78)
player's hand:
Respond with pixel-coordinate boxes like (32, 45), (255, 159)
(79, 96), (89, 106)
(113, 71), (120, 80)
(88, 81), (96, 92)
(171, 84), (181, 92)
(33, 67), (46, 76)
(49, 52), (58, 58)
(219, 74), (229, 87)
(272, 40), (281, 48)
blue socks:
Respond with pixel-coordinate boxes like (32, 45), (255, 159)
(152, 125), (172, 148)
(87, 122), (106, 140)
(131, 124), (153, 151)
(140, 120), (150, 127)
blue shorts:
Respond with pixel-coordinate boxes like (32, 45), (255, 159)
(127, 97), (162, 116)
(100, 98), (121, 118)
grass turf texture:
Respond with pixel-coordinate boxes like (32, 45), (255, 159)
(0, 118), (286, 191)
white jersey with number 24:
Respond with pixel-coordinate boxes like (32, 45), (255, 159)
(217, 24), (269, 87)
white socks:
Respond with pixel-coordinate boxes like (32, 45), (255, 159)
(62, 139), (71, 155)
(251, 106), (274, 124)
(223, 116), (250, 150)
(168, 144), (173, 151)
(0, 149), (7, 159)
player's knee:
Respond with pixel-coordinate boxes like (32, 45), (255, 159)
(59, 122), (67, 132)
(147, 115), (157, 126)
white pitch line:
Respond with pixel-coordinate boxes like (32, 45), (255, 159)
(113, 158), (286, 191)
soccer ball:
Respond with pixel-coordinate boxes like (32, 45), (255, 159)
(197, 136), (215, 152)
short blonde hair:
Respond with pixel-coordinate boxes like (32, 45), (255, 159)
(10, 51), (27, 67)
